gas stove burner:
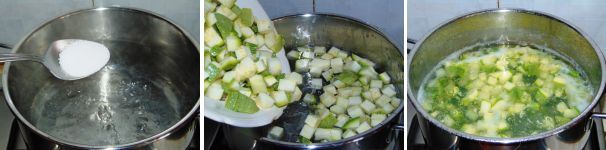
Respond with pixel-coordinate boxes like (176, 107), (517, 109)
(407, 115), (605, 150)
(0, 93), (200, 150)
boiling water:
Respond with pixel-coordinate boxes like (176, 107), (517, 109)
(417, 43), (593, 110)
(416, 43), (594, 137)
(269, 46), (390, 142)
(31, 40), (183, 145)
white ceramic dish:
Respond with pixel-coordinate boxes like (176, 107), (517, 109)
(204, 0), (291, 128)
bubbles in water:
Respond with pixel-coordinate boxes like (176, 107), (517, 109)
(102, 124), (114, 131)
(32, 40), (185, 146)
(96, 104), (112, 123)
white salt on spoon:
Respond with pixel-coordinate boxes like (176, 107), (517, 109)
(58, 40), (110, 78)
(0, 39), (110, 80)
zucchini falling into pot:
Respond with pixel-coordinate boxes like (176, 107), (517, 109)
(204, 0), (294, 127)
(205, 0), (405, 147)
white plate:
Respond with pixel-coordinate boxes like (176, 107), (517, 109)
(204, 0), (291, 128)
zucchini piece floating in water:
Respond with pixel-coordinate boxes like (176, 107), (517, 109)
(568, 70), (580, 78)
(419, 45), (594, 138)
(267, 126), (283, 140)
(525, 63), (539, 76)
(318, 113), (338, 128)
(522, 75), (537, 85)
(379, 72), (391, 84)
(336, 70), (360, 85)
(298, 136), (312, 143)
(287, 51), (300, 60)
(342, 117), (361, 130)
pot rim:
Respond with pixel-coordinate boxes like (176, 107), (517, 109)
(257, 13), (404, 148)
(2, 6), (200, 149)
(407, 7), (606, 144)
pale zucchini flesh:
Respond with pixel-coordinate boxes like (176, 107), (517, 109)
(269, 44), (400, 143)
(419, 45), (593, 138)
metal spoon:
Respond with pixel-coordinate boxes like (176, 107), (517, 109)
(0, 39), (103, 80)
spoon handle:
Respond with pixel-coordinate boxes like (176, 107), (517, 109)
(0, 53), (43, 63)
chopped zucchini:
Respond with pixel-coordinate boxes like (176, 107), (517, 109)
(271, 91), (290, 107)
(318, 113), (338, 128)
(225, 91), (260, 114)
(267, 126), (283, 140)
(287, 51), (300, 60)
(379, 72), (391, 84)
(255, 93), (275, 109)
(344, 61), (362, 72)
(322, 69), (334, 81)
(295, 59), (311, 71)
(299, 124), (316, 140)
(342, 117), (361, 130)
(302, 94), (317, 104)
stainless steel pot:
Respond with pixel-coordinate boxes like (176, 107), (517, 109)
(408, 8), (606, 150)
(215, 13), (405, 150)
(1, 7), (200, 150)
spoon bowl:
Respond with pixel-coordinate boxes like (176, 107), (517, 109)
(1, 39), (106, 80)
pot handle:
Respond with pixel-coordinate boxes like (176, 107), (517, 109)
(586, 113), (606, 132)
(0, 43), (12, 49)
(386, 123), (405, 143)
(407, 38), (417, 54)
(407, 38), (417, 44)
(387, 109), (405, 143)
(0, 43), (10, 92)
(590, 113), (606, 119)
(393, 124), (404, 131)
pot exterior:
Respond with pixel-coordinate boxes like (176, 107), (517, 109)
(408, 8), (605, 149)
(417, 111), (594, 150)
(220, 112), (402, 150)
(3, 7), (200, 149)
(215, 13), (404, 150)
(17, 117), (197, 150)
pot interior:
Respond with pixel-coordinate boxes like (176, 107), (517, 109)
(408, 8), (604, 142)
(261, 13), (404, 147)
(409, 9), (602, 98)
(4, 7), (200, 146)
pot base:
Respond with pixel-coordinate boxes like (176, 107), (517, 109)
(408, 114), (605, 150)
